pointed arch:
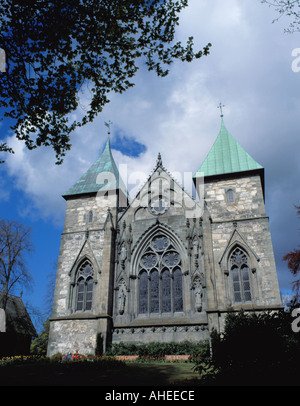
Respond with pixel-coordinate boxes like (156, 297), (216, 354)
(134, 224), (185, 315)
(68, 257), (95, 312)
(131, 222), (186, 277)
(69, 254), (97, 283)
(228, 245), (252, 304)
(218, 228), (260, 267)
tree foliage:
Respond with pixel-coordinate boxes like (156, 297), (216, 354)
(283, 205), (300, 299)
(261, 0), (300, 32)
(0, 0), (211, 163)
(0, 219), (33, 310)
(30, 318), (50, 355)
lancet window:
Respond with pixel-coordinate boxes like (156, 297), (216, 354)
(230, 247), (252, 303)
(138, 235), (183, 314)
(76, 260), (94, 311)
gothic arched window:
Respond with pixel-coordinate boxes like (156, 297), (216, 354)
(138, 235), (183, 314)
(76, 261), (94, 311)
(230, 247), (252, 303)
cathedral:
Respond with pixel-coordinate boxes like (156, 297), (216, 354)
(47, 118), (282, 356)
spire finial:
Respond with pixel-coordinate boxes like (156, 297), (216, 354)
(217, 102), (225, 118)
(157, 152), (162, 167)
(104, 120), (113, 136)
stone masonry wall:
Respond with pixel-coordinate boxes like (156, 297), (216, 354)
(203, 173), (281, 333)
(48, 319), (98, 356)
(51, 197), (106, 318)
(48, 194), (114, 356)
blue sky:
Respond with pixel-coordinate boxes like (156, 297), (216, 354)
(1, 0), (300, 330)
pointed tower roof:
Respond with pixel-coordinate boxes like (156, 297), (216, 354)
(194, 120), (263, 179)
(63, 137), (127, 199)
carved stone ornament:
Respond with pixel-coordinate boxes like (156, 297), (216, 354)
(118, 281), (127, 315)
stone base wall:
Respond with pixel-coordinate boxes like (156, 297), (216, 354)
(48, 319), (98, 356)
(112, 324), (209, 345)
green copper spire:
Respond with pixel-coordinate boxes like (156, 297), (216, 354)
(63, 137), (127, 198)
(194, 120), (263, 178)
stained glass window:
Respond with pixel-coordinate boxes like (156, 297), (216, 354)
(86, 278), (93, 310)
(76, 279), (85, 311)
(150, 270), (159, 313)
(139, 271), (148, 314)
(138, 234), (183, 314)
(151, 236), (169, 252)
(141, 253), (157, 269)
(173, 268), (183, 312)
(76, 261), (94, 312)
(162, 270), (171, 312)
(230, 248), (252, 303)
(163, 251), (180, 267)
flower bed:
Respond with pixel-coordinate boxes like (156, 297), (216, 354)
(0, 355), (47, 366)
(165, 355), (190, 361)
(115, 355), (139, 361)
(115, 354), (192, 362)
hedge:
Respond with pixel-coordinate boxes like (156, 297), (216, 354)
(105, 340), (210, 357)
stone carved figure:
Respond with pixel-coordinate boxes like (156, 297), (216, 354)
(118, 281), (127, 315)
(193, 276), (203, 312)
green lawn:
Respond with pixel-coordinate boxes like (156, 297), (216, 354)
(0, 362), (200, 386)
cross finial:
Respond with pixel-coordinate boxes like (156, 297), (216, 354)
(217, 102), (225, 118)
(104, 120), (113, 135)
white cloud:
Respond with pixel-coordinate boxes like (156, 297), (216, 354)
(2, 0), (300, 292)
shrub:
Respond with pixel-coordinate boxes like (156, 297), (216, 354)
(0, 355), (48, 367)
(192, 358), (219, 385)
(106, 340), (210, 358)
(209, 310), (300, 385)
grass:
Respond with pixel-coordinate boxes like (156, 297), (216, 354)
(0, 360), (200, 386)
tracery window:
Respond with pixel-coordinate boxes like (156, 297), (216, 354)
(138, 235), (183, 314)
(76, 261), (94, 311)
(230, 247), (252, 303)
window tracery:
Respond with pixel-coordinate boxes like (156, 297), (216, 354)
(230, 247), (252, 303)
(138, 234), (183, 314)
(75, 260), (94, 311)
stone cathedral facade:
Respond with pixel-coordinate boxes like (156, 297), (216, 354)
(47, 119), (282, 356)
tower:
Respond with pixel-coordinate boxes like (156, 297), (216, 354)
(47, 138), (127, 356)
(193, 119), (282, 332)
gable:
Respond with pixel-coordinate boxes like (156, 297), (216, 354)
(121, 158), (203, 222)
(218, 227), (260, 269)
